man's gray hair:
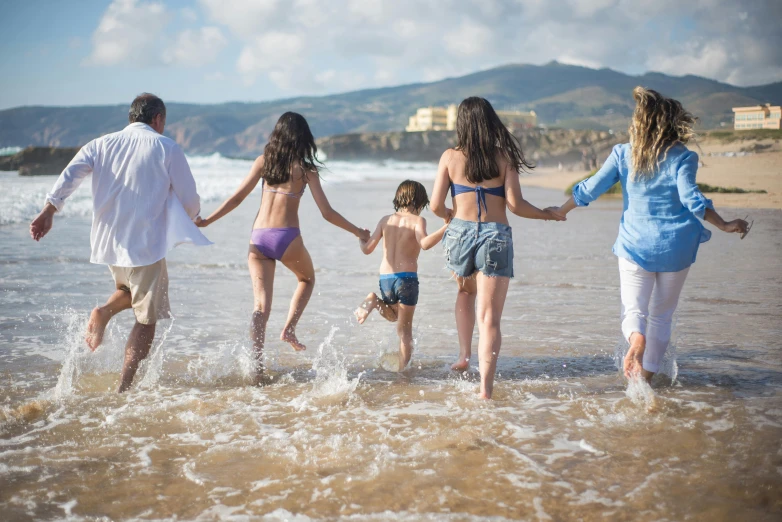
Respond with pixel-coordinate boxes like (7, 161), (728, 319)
(129, 93), (166, 124)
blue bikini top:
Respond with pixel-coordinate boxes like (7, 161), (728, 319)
(450, 182), (505, 222)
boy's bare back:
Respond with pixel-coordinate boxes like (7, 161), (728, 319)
(378, 212), (426, 274)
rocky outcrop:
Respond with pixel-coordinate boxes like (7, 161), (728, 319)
(317, 131), (457, 162)
(0, 147), (79, 176)
(317, 128), (628, 167)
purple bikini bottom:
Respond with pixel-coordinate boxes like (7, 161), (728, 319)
(250, 227), (301, 260)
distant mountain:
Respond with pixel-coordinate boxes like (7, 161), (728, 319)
(1, 62), (779, 157)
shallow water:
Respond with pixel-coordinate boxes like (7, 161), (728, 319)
(1, 158), (781, 520)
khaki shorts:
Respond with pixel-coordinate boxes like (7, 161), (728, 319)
(109, 259), (171, 325)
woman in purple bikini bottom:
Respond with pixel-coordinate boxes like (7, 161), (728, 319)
(197, 112), (369, 384)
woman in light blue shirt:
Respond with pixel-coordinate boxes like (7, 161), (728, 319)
(553, 87), (749, 383)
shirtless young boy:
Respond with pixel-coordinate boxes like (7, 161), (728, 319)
(354, 180), (448, 371)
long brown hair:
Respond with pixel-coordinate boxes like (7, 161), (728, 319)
(262, 112), (321, 186)
(455, 97), (534, 183)
(629, 87), (696, 180)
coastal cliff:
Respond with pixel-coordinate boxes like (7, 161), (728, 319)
(2, 63), (780, 157)
(317, 128), (628, 168)
(0, 147), (79, 176)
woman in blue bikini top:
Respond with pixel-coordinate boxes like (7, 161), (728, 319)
(197, 112), (369, 384)
(429, 97), (565, 399)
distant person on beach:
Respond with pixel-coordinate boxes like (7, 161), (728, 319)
(29, 93), (209, 393)
(354, 180), (448, 371)
(551, 87), (750, 383)
(196, 112), (369, 385)
(429, 97), (565, 399)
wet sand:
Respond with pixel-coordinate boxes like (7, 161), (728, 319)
(1, 160), (781, 520)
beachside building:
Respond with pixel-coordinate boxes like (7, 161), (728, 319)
(496, 109), (537, 131)
(406, 104), (537, 131)
(406, 106), (451, 132)
(732, 104), (782, 130)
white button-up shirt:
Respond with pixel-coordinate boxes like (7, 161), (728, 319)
(45, 122), (211, 267)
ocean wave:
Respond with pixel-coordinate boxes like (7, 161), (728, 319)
(0, 155), (438, 225)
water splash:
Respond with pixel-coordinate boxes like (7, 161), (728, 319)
(625, 377), (658, 411)
(296, 326), (363, 405)
(613, 315), (679, 385)
(137, 317), (176, 390)
(53, 309), (88, 400)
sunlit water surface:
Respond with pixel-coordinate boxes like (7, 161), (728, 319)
(1, 156), (781, 521)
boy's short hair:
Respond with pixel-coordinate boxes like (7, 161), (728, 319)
(393, 180), (429, 212)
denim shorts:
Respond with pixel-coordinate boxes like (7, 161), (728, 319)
(379, 272), (419, 306)
(443, 218), (514, 278)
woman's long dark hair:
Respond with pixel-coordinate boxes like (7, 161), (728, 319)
(262, 112), (321, 186)
(455, 97), (534, 183)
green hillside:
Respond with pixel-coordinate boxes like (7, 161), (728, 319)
(0, 62), (779, 156)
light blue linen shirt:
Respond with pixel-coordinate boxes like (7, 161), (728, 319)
(572, 143), (714, 273)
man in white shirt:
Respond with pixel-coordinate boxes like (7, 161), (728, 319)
(29, 93), (210, 392)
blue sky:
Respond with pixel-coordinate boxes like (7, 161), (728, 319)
(1, 0), (780, 110)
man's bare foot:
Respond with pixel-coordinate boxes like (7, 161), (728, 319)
(281, 327), (306, 351)
(623, 333), (646, 379)
(451, 357), (470, 371)
(85, 307), (111, 351)
(354, 293), (377, 324)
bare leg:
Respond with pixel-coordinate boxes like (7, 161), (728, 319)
(279, 237), (314, 351)
(624, 332), (646, 380)
(475, 273), (510, 399)
(355, 293), (378, 324)
(248, 248), (275, 385)
(452, 276), (477, 371)
(117, 321), (156, 393)
(355, 292), (398, 324)
(396, 304), (416, 371)
(86, 289), (132, 351)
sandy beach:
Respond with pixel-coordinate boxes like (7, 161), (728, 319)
(520, 140), (782, 210)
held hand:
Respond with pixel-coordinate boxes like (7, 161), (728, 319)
(722, 218), (749, 235)
(358, 228), (371, 242)
(195, 216), (209, 228)
(443, 208), (454, 224)
(543, 207), (567, 222)
(30, 205), (55, 241)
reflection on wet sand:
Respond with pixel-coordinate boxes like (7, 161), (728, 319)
(1, 175), (781, 520)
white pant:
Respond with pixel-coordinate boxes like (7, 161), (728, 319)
(618, 257), (690, 373)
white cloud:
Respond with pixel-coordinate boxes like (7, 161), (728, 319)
(85, 0), (782, 91)
(443, 20), (494, 57)
(163, 27), (227, 67)
(181, 7), (199, 22)
(86, 0), (230, 69)
(85, 0), (168, 66)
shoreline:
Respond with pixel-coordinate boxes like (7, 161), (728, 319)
(519, 148), (782, 210)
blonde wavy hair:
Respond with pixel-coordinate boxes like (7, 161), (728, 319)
(629, 86), (697, 180)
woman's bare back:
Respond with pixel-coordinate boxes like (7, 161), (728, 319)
(446, 149), (510, 224)
(253, 161), (310, 229)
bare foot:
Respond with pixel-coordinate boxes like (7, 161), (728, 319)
(85, 307), (110, 351)
(354, 293), (377, 324)
(451, 357), (470, 371)
(280, 327), (306, 351)
(623, 333), (646, 379)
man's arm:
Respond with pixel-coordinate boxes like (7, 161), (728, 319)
(30, 143), (95, 241)
(168, 143), (201, 219)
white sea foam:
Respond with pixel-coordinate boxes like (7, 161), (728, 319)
(0, 154), (437, 226)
